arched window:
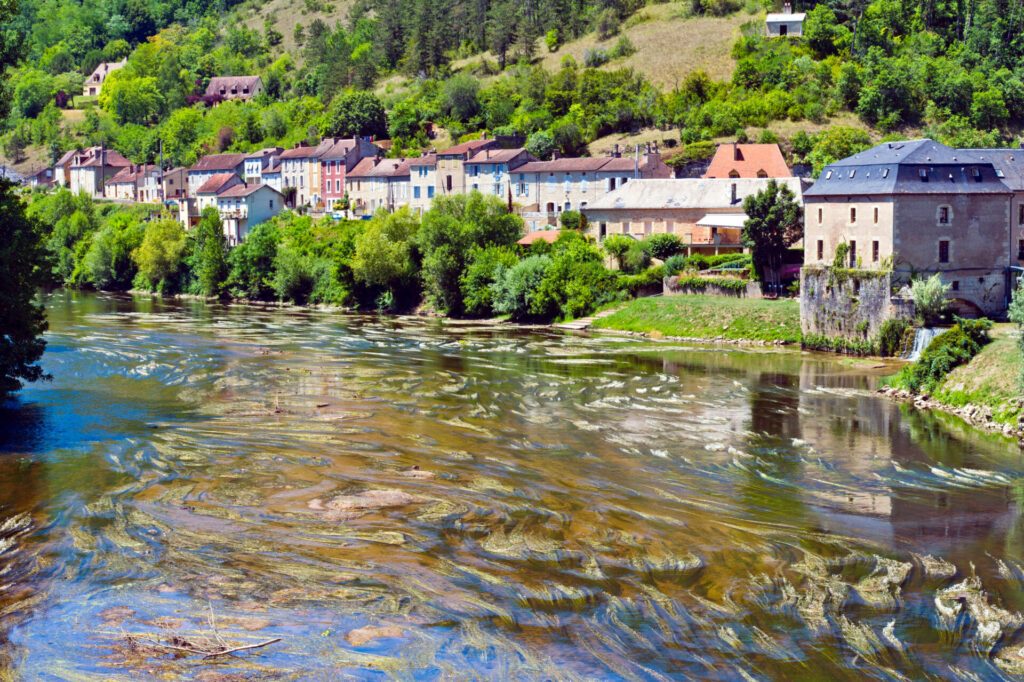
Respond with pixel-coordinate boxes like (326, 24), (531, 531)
(756, 169), (768, 178)
(728, 170), (740, 179)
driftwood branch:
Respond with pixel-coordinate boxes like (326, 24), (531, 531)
(146, 636), (282, 658)
(201, 637), (282, 659)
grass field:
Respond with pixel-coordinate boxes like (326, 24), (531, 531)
(593, 295), (801, 343)
(934, 324), (1023, 426)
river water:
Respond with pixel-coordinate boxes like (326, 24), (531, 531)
(1, 291), (1022, 680)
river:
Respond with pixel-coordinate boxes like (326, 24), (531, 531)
(0, 291), (1022, 680)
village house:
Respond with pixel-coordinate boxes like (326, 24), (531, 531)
(320, 137), (381, 211)
(464, 148), (536, 199)
(408, 153), (437, 214)
(583, 177), (808, 254)
(25, 167), (53, 189)
(205, 76), (263, 102)
(435, 138), (498, 197)
(243, 148), (283, 183)
(151, 167), (188, 203)
(766, 3), (805, 37)
(181, 173), (242, 228)
(68, 147), (132, 198)
(515, 145), (673, 230)
(961, 148), (1024, 267)
(82, 60), (126, 97)
(346, 157), (411, 216)
(261, 159), (283, 194)
(54, 149), (77, 187)
(105, 164), (157, 202)
(214, 183), (284, 245)
(803, 139), (1015, 317)
(277, 139), (346, 209)
(187, 153), (246, 197)
(704, 143), (793, 179)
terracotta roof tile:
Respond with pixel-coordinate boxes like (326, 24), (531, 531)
(704, 144), (792, 179)
(466, 148), (532, 164)
(192, 153), (246, 172)
(438, 138), (496, 157)
(196, 173), (240, 194)
(217, 183), (279, 198)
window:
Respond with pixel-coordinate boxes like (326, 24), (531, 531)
(939, 239), (950, 263)
(731, 183), (738, 204)
(872, 240), (879, 263)
(1018, 238), (1024, 260)
(608, 178), (616, 191)
(600, 222), (607, 239)
(335, 180), (340, 192)
(1018, 204), (1023, 226)
(816, 240), (824, 260)
(952, 280), (960, 291)
(919, 168), (929, 182)
(826, 170), (833, 180)
(548, 173), (556, 185)
(972, 167), (982, 182)
(446, 175), (452, 191)
(873, 207), (879, 224)
(414, 186), (421, 199)
(818, 208), (823, 224)
(850, 207), (857, 223)
(849, 240), (857, 266)
(882, 168), (890, 178)
(939, 206), (950, 224)
(849, 169), (856, 178)
(269, 199), (274, 209)
(427, 187), (435, 198)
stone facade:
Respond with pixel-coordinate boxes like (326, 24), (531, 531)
(800, 268), (913, 341)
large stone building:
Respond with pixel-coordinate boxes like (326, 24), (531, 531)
(803, 139), (1017, 317)
(583, 177), (808, 255)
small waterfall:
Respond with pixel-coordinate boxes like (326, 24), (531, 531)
(905, 327), (941, 362)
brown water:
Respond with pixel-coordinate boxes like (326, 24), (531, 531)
(1, 291), (1022, 680)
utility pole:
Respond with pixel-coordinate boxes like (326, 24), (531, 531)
(159, 138), (165, 203)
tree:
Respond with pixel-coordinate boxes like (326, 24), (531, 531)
(911, 274), (951, 325)
(742, 180), (802, 287)
(1010, 281), (1024, 392)
(133, 218), (187, 293)
(82, 213), (145, 290)
(441, 74), (481, 123)
(807, 127), (872, 177)
(189, 208), (228, 298)
(352, 208), (420, 299)
(0, 180), (49, 396)
(228, 221), (281, 300)
(644, 233), (683, 260)
(321, 91), (387, 139)
(101, 74), (164, 125)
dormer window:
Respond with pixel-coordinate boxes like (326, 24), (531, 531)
(849, 169), (856, 178)
(882, 168), (890, 178)
(997, 169), (1005, 178)
(972, 167), (982, 182)
(919, 168), (929, 182)
(825, 170), (833, 180)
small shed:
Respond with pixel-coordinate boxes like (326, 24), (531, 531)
(766, 4), (805, 37)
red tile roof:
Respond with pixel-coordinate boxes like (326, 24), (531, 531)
(217, 183), (279, 198)
(704, 143), (792, 179)
(205, 76), (262, 98)
(517, 230), (560, 245)
(106, 164), (157, 185)
(196, 173), (240, 194)
(192, 153), (246, 172)
(517, 157), (618, 173)
(408, 153), (437, 167)
(279, 145), (316, 160)
(71, 148), (131, 168)
(345, 157), (378, 179)
(438, 138), (496, 157)
(466, 148), (532, 164)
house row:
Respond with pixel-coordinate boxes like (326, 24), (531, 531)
(803, 139), (1024, 317)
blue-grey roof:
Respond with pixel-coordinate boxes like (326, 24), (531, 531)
(961, 148), (1024, 191)
(805, 139), (1011, 197)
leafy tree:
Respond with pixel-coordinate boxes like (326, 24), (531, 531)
(189, 208), (229, 298)
(418, 192), (523, 315)
(321, 91), (387, 139)
(644, 233), (683, 260)
(1010, 282), (1024, 391)
(910, 274), (951, 325)
(82, 212), (145, 290)
(807, 127), (872, 177)
(12, 69), (55, 119)
(602, 234), (634, 269)
(492, 255), (552, 320)
(460, 245), (518, 317)
(352, 207), (420, 301)
(101, 73), (164, 125)
(133, 218), (187, 293)
(525, 130), (557, 160)
(0, 180), (49, 396)
(741, 179), (802, 285)
(227, 220), (281, 300)
(442, 73), (481, 123)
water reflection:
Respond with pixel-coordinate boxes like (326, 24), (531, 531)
(0, 292), (1021, 679)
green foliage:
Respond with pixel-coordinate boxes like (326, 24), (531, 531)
(890, 319), (993, 394)
(911, 274), (951, 325)
(417, 192), (523, 315)
(187, 208), (228, 298)
(559, 210), (584, 231)
(0, 180), (49, 395)
(81, 212), (145, 290)
(602, 234), (634, 267)
(321, 91), (387, 139)
(1009, 282), (1024, 391)
(492, 254), (552, 321)
(133, 218), (187, 293)
(227, 221), (281, 300)
(741, 180), (802, 284)
(644, 233), (683, 260)
(802, 333), (877, 357)
(620, 239), (652, 274)
(663, 254), (688, 276)
(460, 245), (518, 317)
(352, 207), (420, 299)
(807, 127), (873, 177)
(877, 318), (911, 357)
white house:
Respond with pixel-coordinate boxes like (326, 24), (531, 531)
(215, 184), (284, 245)
(766, 3), (805, 37)
(187, 153), (246, 197)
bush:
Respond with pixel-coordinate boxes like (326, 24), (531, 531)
(891, 318), (993, 393)
(877, 318), (911, 357)
(492, 255), (552, 321)
(663, 254), (688, 275)
(584, 48), (610, 68)
(560, 210), (585, 231)
(911, 274), (951, 325)
(644, 233), (684, 260)
(609, 36), (636, 60)
(620, 240), (652, 274)
(460, 245), (518, 317)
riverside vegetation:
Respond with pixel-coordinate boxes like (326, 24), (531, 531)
(11, 0), (1024, 175)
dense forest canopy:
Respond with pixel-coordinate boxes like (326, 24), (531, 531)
(5, 0), (1024, 174)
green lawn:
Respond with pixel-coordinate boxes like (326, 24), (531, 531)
(593, 295), (801, 344)
(933, 324), (1023, 426)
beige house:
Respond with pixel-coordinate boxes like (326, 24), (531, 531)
(583, 177), (807, 254)
(83, 60), (126, 97)
(346, 157), (411, 216)
(408, 153), (437, 214)
(105, 164), (159, 202)
(187, 154), (246, 197)
(205, 76), (263, 102)
(68, 147), (132, 198)
(435, 138), (498, 197)
(515, 146), (673, 230)
(804, 140), (1014, 317)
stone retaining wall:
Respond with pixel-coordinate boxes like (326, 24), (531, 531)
(800, 267), (912, 341)
(664, 277), (760, 299)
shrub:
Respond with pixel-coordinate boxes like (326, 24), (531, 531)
(877, 318), (911, 357)
(460, 245), (518, 317)
(685, 254), (710, 271)
(663, 254), (688, 275)
(560, 210), (585, 231)
(621, 240), (652, 274)
(911, 274), (951, 325)
(492, 255), (552, 321)
(891, 318), (993, 393)
(644, 233), (684, 260)
(602, 234), (634, 267)
(609, 36), (636, 60)
(584, 48), (610, 68)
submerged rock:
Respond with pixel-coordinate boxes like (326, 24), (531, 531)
(917, 554), (957, 581)
(346, 624), (405, 646)
(854, 556), (912, 610)
(935, 576), (1024, 655)
(309, 489), (423, 520)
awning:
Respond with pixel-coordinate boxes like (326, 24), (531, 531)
(696, 213), (747, 229)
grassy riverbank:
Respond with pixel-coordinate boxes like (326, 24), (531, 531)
(932, 324), (1023, 427)
(593, 295), (801, 344)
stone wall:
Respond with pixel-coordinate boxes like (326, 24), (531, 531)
(665, 277), (761, 298)
(800, 267), (911, 340)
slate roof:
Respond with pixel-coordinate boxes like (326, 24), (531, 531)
(805, 140), (1011, 197)
(961, 149), (1024, 191)
(465, 148), (533, 165)
(191, 153), (246, 172)
(584, 178), (807, 211)
(217, 183), (280, 198)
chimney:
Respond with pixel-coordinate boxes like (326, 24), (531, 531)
(783, 2), (792, 14)
(613, 143), (620, 158)
(733, 142), (741, 161)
